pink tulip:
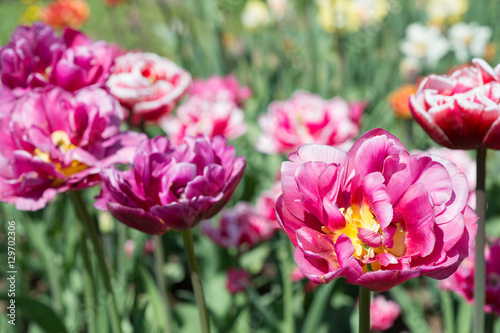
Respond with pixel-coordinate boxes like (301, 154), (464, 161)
(422, 147), (476, 209)
(0, 86), (145, 211)
(48, 28), (114, 92)
(410, 58), (500, 149)
(160, 96), (247, 145)
(370, 295), (400, 331)
(275, 128), (477, 291)
(0, 22), (64, 89)
(95, 135), (246, 234)
(143, 238), (156, 254)
(189, 75), (252, 105)
(441, 238), (500, 314)
(226, 268), (252, 294)
(256, 91), (365, 154)
(201, 202), (276, 249)
(107, 52), (192, 124)
(0, 23), (115, 92)
(124, 240), (135, 258)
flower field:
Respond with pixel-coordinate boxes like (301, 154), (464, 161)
(2, 0), (500, 332)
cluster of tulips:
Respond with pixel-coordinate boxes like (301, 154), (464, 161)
(1, 21), (500, 333)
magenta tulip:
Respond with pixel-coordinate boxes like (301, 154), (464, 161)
(96, 135), (246, 234)
(0, 86), (145, 211)
(276, 128), (477, 291)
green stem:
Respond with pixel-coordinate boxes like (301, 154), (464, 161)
(474, 148), (487, 333)
(70, 191), (123, 333)
(181, 229), (210, 333)
(279, 234), (295, 333)
(359, 286), (371, 333)
(79, 232), (98, 333)
(154, 235), (173, 333)
(441, 290), (455, 333)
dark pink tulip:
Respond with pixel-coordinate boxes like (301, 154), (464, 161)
(96, 135), (246, 234)
(441, 238), (500, 314)
(369, 295), (400, 331)
(0, 23), (115, 92)
(189, 75), (252, 106)
(0, 86), (145, 211)
(48, 28), (114, 92)
(226, 268), (251, 294)
(201, 202), (276, 249)
(0, 22), (64, 89)
(106, 52), (192, 124)
(410, 58), (500, 149)
(276, 128), (477, 292)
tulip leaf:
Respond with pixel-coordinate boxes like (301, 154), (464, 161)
(301, 281), (336, 333)
(456, 297), (473, 333)
(389, 285), (430, 333)
(138, 265), (169, 331)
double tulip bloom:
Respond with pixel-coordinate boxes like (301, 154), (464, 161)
(0, 87), (144, 211)
(0, 22), (114, 94)
(276, 128), (477, 291)
(410, 58), (500, 149)
(256, 91), (365, 155)
(107, 52), (192, 124)
(202, 202), (277, 249)
(96, 135), (246, 234)
(160, 74), (250, 144)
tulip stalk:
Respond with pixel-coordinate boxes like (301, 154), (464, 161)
(153, 235), (174, 333)
(70, 191), (123, 333)
(359, 286), (371, 333)
(474, 148), (487, 333)
(181, 229), (211, 333)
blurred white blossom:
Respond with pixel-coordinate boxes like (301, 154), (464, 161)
(316, 0), (389, 33)
(449, 22), (492, 62)
(400, 23), (450, 68)
(267, 0), (289, 20)
(427, 0), (468, 25)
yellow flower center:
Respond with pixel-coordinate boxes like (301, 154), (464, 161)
(34, 130), (88, 179)
(322, 203), (406, 271)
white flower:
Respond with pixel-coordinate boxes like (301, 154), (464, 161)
(400, 23), (450, 68)
(267, 0), (289, 20)
(241, 1), (271, 31)
(427, 0), (468, 25)
(449, 22), (492, 63)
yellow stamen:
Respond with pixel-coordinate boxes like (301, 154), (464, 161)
(328, 202), (406, 271)
(33, 131), (89, 180)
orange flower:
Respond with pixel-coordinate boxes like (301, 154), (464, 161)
(40, 0), (90, 30)
(388, 84), (418, 119)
